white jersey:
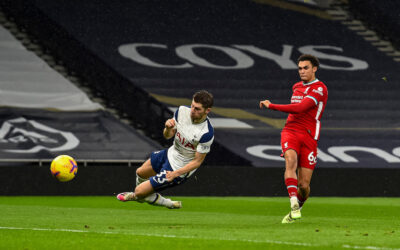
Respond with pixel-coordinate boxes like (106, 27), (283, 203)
(167, 106), (214, 177)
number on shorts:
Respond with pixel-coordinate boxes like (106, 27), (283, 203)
(154, 170), (167, 184)
(308, 151), (317, 165)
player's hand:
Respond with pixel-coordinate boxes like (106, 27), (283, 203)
(166, 170), (179, 182)
(259, 100), (271, 109)
(165, 119), (176, 129)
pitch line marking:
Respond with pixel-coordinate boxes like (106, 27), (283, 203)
(0, 226), (399, 250)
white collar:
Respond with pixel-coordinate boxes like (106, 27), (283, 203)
(302, 78), (319, 86)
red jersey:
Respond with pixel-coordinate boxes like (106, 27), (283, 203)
(269, 79), (328, 141)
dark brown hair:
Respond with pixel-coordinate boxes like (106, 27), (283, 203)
(193, 90), (214, 109)
(298, 54), (320, 68)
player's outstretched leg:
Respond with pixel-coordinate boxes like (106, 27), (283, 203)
(144, 193), (182, 209)
(116, 192), (143, 202)
(137, 180), (182, 209)
(116, 192), (181, 209)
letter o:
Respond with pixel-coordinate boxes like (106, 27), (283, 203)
(176, 44), (254, 69)
(392, 147), (400, 157)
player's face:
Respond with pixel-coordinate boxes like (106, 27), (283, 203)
(190, 100), (210, 123)
(298, 60), (317, 83)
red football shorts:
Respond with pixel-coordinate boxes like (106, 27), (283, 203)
(280, 129), (318, 170)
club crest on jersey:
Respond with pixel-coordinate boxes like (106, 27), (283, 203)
(176, 132), (195, 150)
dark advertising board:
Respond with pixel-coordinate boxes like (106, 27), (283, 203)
(0, 108), (160, 161)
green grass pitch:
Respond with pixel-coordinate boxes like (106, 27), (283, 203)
(0, 196), (399, 250)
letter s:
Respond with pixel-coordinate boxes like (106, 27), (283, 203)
(298, 45), (368, 71)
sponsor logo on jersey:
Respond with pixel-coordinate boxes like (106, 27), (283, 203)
(291, 95), (303, 103)
(292, 96), (303, 100)
(176, 131), (195, 150)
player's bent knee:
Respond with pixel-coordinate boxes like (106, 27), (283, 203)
(136, 160), (156, 179)
(284, 151), (297, 167)
(285, 157), (298, 171)
(134, 186), (146, 199)
(298, 182), (310, 191)
(286, 157), (297, 165)
(135, 182), (154, 198)
(136, 167), (144, 177)
(136, 167), (149, 179)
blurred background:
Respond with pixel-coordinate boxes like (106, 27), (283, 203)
(0, 0), (399, 196)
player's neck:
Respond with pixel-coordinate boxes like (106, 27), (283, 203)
(192, 115), (207, 124)
(303, 77), (317, 84)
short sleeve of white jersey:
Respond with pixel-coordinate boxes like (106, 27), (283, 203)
(196, 117), (214, 154)
(196, 136), (214, 154)
(173, 107), (179, 128)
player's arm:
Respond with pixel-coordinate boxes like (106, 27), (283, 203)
(163, 118), (176, 139)
(260, 97), (315, 114)
(166, 152), (206, 182)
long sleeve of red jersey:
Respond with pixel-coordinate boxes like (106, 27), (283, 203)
(268, 97), (315, 114)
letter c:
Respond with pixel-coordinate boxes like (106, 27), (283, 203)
(118, 43), (192, 68)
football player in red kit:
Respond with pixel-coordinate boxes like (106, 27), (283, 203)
(259, 54), (328, 223)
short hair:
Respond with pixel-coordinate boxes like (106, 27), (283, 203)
(193, 90), (214, 109)
(297, 54), (320, 68)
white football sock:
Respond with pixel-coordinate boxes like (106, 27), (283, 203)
(136, 173), (148, 186)
(144, 193), (174, 208)
(290, 196), (299, 209)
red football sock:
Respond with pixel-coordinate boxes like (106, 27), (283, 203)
(297, 192), (307, 208)
(285, 178), (298, 198)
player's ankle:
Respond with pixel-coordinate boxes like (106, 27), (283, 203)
(290, 196), (299, 209)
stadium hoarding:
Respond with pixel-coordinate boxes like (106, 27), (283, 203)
(11, 0), (398, 127)
(2, 0), (396, 84)
(2, 0), (399, 169)
(215, 129), (400, 169)
(0, 108), (161, 161)
(19, 0), (397, 80)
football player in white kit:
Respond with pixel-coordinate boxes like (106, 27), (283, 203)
(117, 90), (214, 208)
